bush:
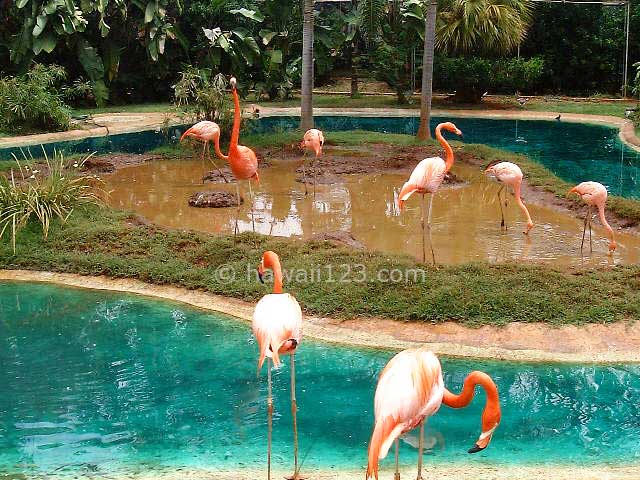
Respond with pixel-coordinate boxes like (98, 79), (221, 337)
(0, 151), (105, 253)
(371, 43), (413, 104)
(433, 56), (545, 102)
(0, 64), (72, 134)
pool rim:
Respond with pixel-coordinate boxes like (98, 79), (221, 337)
(1, 269), (637, 365)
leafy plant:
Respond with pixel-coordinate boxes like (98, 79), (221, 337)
(173, 67), (233, 128)
(0, 64), (72, 133)
(0, 150), (105, 253)
(491, 57), (545, 94)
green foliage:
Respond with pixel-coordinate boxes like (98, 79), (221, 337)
(0, 64), (71, 133)
(173, 67), (232, 128)
(633, 61), (640, 98)
(491, 57), (545, 93)
(0, 150), (105, 253)
(437, 0), (533, 55)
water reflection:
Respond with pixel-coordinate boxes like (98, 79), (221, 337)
(105, 159), (640, 267)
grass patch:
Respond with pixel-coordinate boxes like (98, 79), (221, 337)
(1, 207), (639, 326)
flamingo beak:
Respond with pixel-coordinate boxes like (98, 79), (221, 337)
(567, 187), (577, 196)
(456, 129), (463, 138)
(258, 263), (265, 284)
(468, 425), (497, 453)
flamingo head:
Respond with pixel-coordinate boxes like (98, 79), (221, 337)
(468, 401), (501, 453)
(257, 250), (281, 284)
(439, 122), (463, 138)
(230, 76), (237, 89)
(567, 186), (579, 197)
(609, 240), (617, 252)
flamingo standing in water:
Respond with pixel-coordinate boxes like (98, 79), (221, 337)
(179, 121), (229, 183)
(397, 122), (462, 264)
(568, 181), (616, 253)
(227, 77), (259, 234)
(366, 347), (501, 480)
(484, 162), (534, 234)
(300, 128), (324, 196)
(252, 251), (303, 480)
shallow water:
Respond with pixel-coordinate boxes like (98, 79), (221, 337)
(1, 283), (639, 477)
(105, 158), (640, 266)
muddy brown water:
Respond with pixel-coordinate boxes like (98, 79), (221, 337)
(105, 157), (640, 266)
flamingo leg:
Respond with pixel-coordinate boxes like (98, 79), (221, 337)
(234, 183), (241, 237)
(312, 154), (317, 199)
(267, 358), (273, 480)
(285, 354), (303, 480)
(588, 205), (593, 253)
(420, 193), (426, 263)
(427, 194), (436, 266)
(302, 151), (308, 196)
(205, 142), (229, 184)
(394, 438), (400, 480)
(249, 180), (256, 233)
(497, 185), (505, 230)
(415, 420), (425, 480)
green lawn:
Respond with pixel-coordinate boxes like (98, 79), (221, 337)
(72, 102), (173, 115)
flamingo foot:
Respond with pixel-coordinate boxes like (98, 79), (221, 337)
(394, 473), (401, 480)
(284, 473), (307, 480)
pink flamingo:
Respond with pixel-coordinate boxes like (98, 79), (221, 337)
(366, 347), (501, 480)
(568, 181), (616, 253)
(484, 162), (534, 234)
(252, 251), (303, 480)
(300, 128), (325, 196)
(227, 77), (259, 234)
(179, 120), (229, 183)
(397, 122), (462, 264)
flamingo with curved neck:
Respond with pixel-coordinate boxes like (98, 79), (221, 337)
(568, 181), (616, 253)
(227, 77), (259, 234)
(252, 250), (304, 480)
(484, 161), (534, 234)
(397, 122), (462, 264)
(179, 120), (229, 182)
(366, 348), (501, 480)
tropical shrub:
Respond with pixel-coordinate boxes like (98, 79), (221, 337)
(0, 64), (71, 133)
(0, 151), (105, 253)
(489, 57), (545, 94)
(434, 57), (492, 103)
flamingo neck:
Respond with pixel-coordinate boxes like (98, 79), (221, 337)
(435, 125), (454, 173)
(442, 371), (499, 409)
(229, 87), (241, 153)
(213, 133), (228, 160)
(513, 182), (532, 226)
(597, 203), (616, 250)
(264, 252), (283, 294)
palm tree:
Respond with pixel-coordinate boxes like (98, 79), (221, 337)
(417, 0), (532, 139)
(416, 0), (438, 140)
(300, 0), (315, 130)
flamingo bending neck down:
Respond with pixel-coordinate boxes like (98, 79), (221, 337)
(179, 120), (229, 183)
(484, 162), (534, 234)
(252, 251), (304, 480)
(228, 77), (259, 234)
(300, 128), (325, 196)
(568, 181), (616, 253)
(397, 122), (462, 264)
(366, 348), (501, 480)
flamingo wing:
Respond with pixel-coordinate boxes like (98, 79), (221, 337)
(491, 162), (523, 184)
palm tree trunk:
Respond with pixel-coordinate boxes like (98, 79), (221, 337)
(416, 0), (437, 140)
(301, 0), (315, 130)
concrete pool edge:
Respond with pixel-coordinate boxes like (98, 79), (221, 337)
(1, 108), (638, 153)
(1, 269), (638, 364)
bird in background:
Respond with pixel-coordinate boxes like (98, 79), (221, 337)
(300, 128), (325, 196)
(179, 120), (229, 183)
(366, 347), (501, 480)
(228, 76), (260, 234)
(397, 122), (462, 265)
(484, 161), (534, 234)
(568, 181), (616, 253)
(252, 251), (304, 480)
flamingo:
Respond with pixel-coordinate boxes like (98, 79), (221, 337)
(300, 128), (325, 196)
(366, 347), (501, 480)
(252, 251), (303, 480)
(568, 181), (616, 253)
(484, 162), (534, 234)
(397, 122), (462, 264)
(228, 76), (260, 234)
(179, 120), (229, 183)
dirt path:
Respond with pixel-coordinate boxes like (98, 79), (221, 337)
(1, 270), (638, 363)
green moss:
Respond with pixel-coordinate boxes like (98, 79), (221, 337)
(1, 207), (639, 326)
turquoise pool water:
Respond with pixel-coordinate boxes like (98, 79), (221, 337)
(0, 114), (638, 199)
(1, 282), (639, 477)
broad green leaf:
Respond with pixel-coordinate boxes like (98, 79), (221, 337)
(99, 18), (110, 37)
(144, 1), (156, 23)
(16, 0), (29, 8)
(148, 39), (158, 61)
(92, 79), (109, 107)
(158, 33), (166, 54)
(32, 14), (48, 37)
(259, 29), (277, 46)
(217, 34), (231, 52)
(44, 0), (65, 14)
(77, 39), (105, 81)
(32, 32), (57, 54)
(269, 49), (283, 64)
(202, 27), (221, 42)
(229, 8), (264, 22)
(243, 35), (260, 56)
